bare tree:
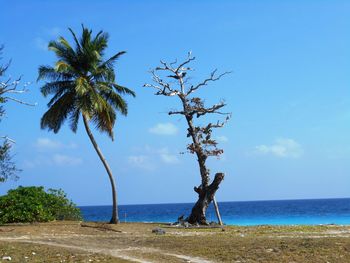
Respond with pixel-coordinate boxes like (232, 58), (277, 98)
(0, 47), (34, 107)
(0, 45), (35, 182)
(145, 52), (231, 225)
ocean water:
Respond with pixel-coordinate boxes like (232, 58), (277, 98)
(79, 198), (350, 226)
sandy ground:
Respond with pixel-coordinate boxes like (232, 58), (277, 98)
(1, 221), (350, 262)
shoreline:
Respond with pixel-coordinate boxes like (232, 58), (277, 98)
(79, 198), (350, 227)
(77, 219), (350, 227)
(78, 196), (350, 207)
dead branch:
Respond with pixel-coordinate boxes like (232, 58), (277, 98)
(187, 70), (231, 95)
(1, 76), (36, 106)
(0, 76), (22, 95)
(175, 51), (195, 73)
(209, 173), (225, 192)
(168, 110), (185, 115)
(1, 136), (16, 143)
(204, 115), (231, 130)
(143, 70), (180, 96)
(195, 102), (227, 118)
(3, 96), (37, 106)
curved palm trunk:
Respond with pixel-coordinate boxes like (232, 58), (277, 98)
(82, 114), (119, 224)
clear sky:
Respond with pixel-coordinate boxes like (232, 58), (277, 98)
(1, 0), (349, 206)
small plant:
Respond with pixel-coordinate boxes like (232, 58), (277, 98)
(0, 186), (82, 224)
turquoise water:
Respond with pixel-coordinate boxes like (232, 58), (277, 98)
(79, 198), (350, 226)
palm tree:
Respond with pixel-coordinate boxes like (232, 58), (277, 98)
(37, 26), (135, 224)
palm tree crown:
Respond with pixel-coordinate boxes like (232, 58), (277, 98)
(38, 25), (135, 139)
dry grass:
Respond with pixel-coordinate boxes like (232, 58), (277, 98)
(0, 241), (129, 263)
(0, 222), (350, 262)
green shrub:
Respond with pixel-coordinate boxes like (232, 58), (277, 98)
(0, 186), (82, 224)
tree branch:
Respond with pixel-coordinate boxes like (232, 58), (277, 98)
(195, 101), (228, 118)
(0, 77), (22, 95)
(209, 173), (225, 193)
(175, 51), (195, 73)
(0, 136), (16, 143)
(187, 70), (231, 95)
(1, 76), (36, 106)
(3, 88), (29, 94)
(204, 115), (231, 130)
(143, 70), (180, 96)
(3, 96), (37, 106)
(168, 110), (185, 115)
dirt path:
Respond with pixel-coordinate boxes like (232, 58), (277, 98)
(0, 236), (214, 263)
(0, 238), (150, 263)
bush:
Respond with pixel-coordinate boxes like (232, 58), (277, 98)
(0, 186), (82, 223)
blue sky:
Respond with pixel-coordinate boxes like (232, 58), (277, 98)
(1, 0), (349, 206)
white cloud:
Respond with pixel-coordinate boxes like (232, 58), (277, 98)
(52, 154), (82, 166)
(149, 123), (178, 135)
(35, 138), (62, 150)
(27, 138), (80, 167)
(128, 155), (155, 171)
(217, 135), (229, 143)
(160, 153), (179, 164)
(23, 154), (82, 168)
(127, 146), (180, 170)
(35, 138), (77, 151)
(255, 138), (303, 158)
(158, 148), (180, 164)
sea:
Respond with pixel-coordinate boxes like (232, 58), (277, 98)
(79, 198), (350, 226)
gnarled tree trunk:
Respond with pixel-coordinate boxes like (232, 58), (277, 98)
(187, 173), (224, 224)
(145, 53), (230, 225)
(82, 114), (119, 224)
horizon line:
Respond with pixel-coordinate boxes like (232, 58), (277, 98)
(78, 196), (350, 207)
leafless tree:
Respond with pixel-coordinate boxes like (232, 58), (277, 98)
(0, 45), (35, 182)
(145, 52), (231, 225)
